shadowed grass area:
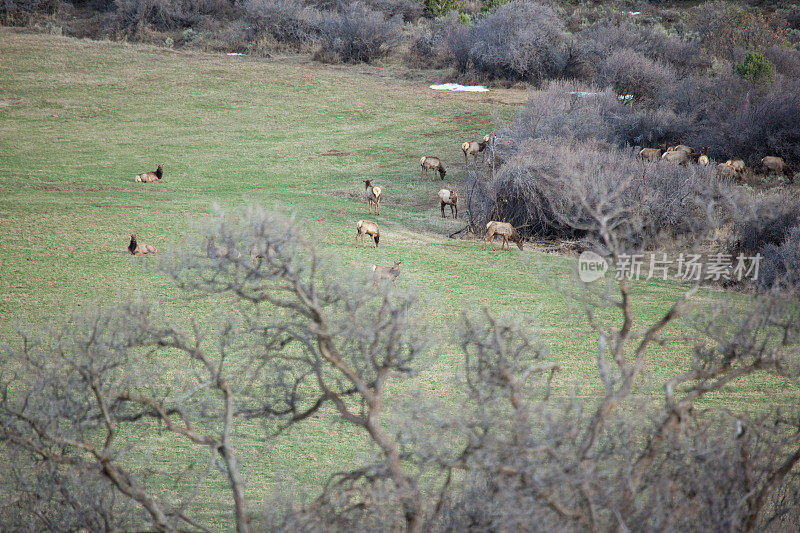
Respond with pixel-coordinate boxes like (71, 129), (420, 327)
(1, 28), (797, 527)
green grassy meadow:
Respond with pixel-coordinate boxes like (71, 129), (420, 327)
(1, 29), (797, 526)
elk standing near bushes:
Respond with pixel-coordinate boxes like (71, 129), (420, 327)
(762, 156), (793, 180)
(662, 149), (690, 165)
(371, 260), (401, 286)
(135, 163), (163, 183)
(356, 220), (380, 248)
(127, 234), (156, 255)
(639, 143), (666, 163)
(462, 135), (491, 168)
(438, 189), (458, 218)
(698, 146), (710, 166)
(420, 156), (446, 180)
(364, 179), (382, 215)
(483, 221), (524, 251)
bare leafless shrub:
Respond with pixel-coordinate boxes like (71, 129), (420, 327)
(243, 0), (323, 49)
(361, 0), (422, 22)
(594, 47), (678, 103)
(757, 224), (800, 291)
(472, 137), (728, 248)
(110, 0), (233, 32)
(315, 2), (401, 63)
(451, 0), (569, 84)
(0, 0), (61, 25)
(765, 44), (800, 79)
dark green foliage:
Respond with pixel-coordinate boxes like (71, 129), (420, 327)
(734, 51), (774, 84)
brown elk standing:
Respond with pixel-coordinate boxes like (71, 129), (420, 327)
(462, 134), (491, 168)
(662, 150), (690, 165)
(762, 156), (793, 180)
(356, 220), (380, 248)
(438, 189), (458, 218)
(364, 179), (382, 215)
(128, 234), (156, 255)
(420, 156), (446, 181)
(371, 261), (402, 287)
(135, 163), (163, 183)
(483, 221), (524, 251)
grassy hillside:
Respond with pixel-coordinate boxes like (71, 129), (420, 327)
(1, 28), (797, 526)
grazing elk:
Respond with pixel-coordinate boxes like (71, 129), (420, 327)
(364, 179), (382, 215)
(726, 158), (746, 177)
(206, 236), (242, 260)
(462, 134), (491, 167)
(372, 261), (402, 287)
(420, 156), (446, 181)
(128, 234), (156, 255)
(438, 189), (458, 218)
(483, 221), (524, 251)
(135, 163), (163, 183)
(762, 156), (793, 180)
(356, 220), (380, 248)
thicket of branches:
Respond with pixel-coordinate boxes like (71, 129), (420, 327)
(2, 207), (800, 531)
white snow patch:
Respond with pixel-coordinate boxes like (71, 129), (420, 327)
(227, 52), (244, 56)
(430, 83), (489, 93)
(567, 91), (634, 101)
(628, 11), (641, 15)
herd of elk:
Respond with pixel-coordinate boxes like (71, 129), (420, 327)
(639, 141), (792, 181)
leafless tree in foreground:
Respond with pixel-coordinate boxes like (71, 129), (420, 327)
(1, 206), (799, 532)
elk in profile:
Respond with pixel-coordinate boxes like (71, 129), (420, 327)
(726, 158), (746, 176)
(420, 156), (446, 181)
(128, 234), (156, 255)
(206, 236), (241, 260)
(462, 134), (491, 168)
(762, 156), (793, 180)
(356, 220), (380, 248)
(639, 142), (667, 163)
(135, 163), (163, 183)
(483, 221), (524, 251)
(364, 179), (382, 215)
(372, 261), (402, 287)
(662, 150), (690, 165)
(438, 189), (457, 218)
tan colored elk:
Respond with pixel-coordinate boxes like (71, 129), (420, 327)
(364, 179), (382, 215)
(462, 134), (491, 167)
(762, 156), (793, 180)
(135, 163), (163, 183)
(372, 261), (402, 287)
(662, 150), (690, 165)
(483, 221), (524, 251)
(128, 234), (156, 255)
(356, 220), (380, 248)
(697, 146), (710, 166)
(726, 158), (746, 177)
(438, 189), (457, 218)
(206, 236), (242, 260)
(420, 156), (446, 180)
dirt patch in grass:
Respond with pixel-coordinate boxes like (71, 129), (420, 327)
(0, 96), (24, 107)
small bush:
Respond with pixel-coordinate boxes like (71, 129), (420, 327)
(452, 1), (569, 84)
(316, 2), (401, 64)
(424, 0), (460, 17)
(361, 0), (422, 22)
(764, 45), (800, 79)
(734, 51), (773, 85)
(758, 224), (800, 290)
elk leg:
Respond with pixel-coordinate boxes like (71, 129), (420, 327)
(491, 235), (497, 251)
(441, 201), (445, 218)
(453, 204), (457, 218)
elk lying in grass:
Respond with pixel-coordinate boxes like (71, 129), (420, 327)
(462, 134), (491, 167)
(420, 156), (446, 181)
(438, 189), (457, 218)
(356, 220), (380, 248)
(483, 221), (524, 251)
(364, 179), (382, 215)
(371, 261), (401, 287)
(128, 234), (156, 255)
(135, 163), (163, 183)
(206, 236), (241, 260)
(762, 156), (793, 180)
